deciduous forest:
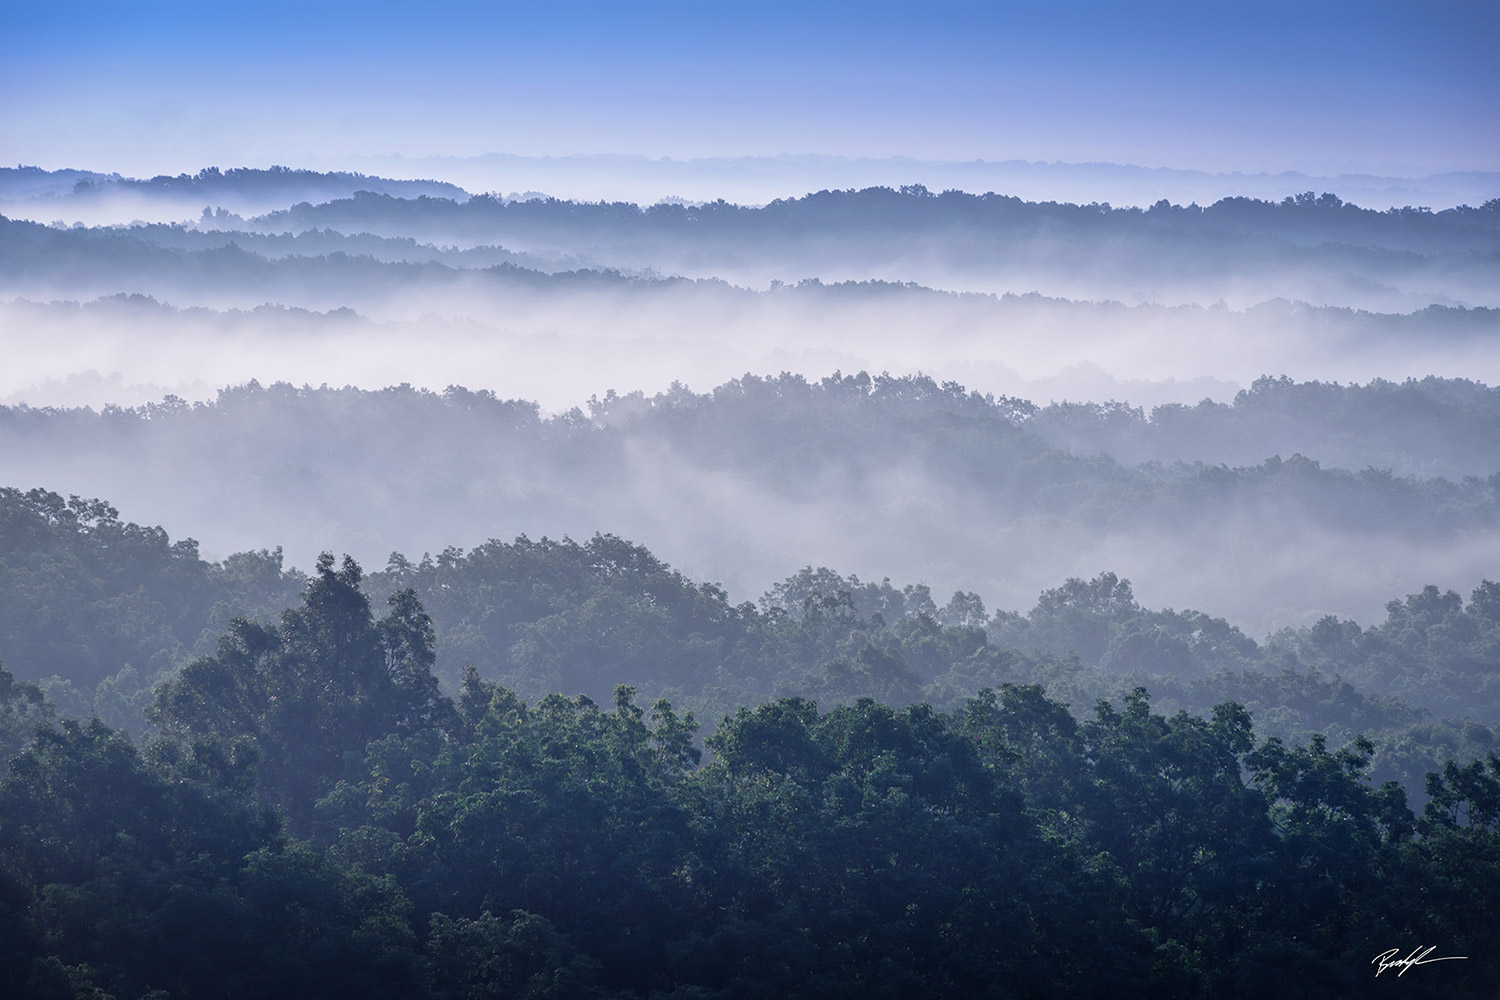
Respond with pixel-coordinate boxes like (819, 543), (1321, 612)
(3, 160), (1498, 997)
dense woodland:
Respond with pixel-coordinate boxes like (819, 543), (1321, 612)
(2, 495), (1499, 996)
(4, 166), (1498, 996)
(2, 475), (1498, 779)
(4, 370), (1499, 629)
(8, 370), (1500, 529)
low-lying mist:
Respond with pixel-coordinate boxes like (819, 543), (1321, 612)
(2, 290), (1496, 418)
(2, 374), (1495, 635)
(6, 186), (1498, 315)
(3, 164), (1496, 640)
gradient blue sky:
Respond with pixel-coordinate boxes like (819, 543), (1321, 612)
(4, 0), (1496, 178)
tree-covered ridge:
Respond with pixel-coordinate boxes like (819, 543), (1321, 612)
(0, 214), (669, 298)
(14, 212), (1496, 308)
(1, 164), (467, 204)
(0, 494), (1497, 994)
(584, 371), (1500, 532)
(3, 482), (1499, 808)
(6, 179), (1498, 315)
(3, 565), (1497, 997)
(0, 487), (304, 685)
(61, 221), (567, 272)
(250, 185), (1500, 254)
(1027, 373), (1500, 479)
(5, 373), (1498, 554)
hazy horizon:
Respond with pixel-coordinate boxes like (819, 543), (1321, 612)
(6, 1), (1495, 182)
(6, 157), (1498, 220)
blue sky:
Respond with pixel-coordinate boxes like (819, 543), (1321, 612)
(3, 0), (1496, 177)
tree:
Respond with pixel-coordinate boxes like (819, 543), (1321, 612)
(151, 554), (451, 833)
(0, 662), (49, 760)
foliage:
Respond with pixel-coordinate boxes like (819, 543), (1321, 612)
(150, 554), (449, 833)
(0, 686), (1485, 996)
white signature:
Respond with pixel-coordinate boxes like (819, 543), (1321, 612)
(1372, 946), (1467, 977)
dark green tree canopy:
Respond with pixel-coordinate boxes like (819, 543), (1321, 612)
(151, 553), (450, 832)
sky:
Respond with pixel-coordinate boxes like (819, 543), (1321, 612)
(4, 0), (1496, 180)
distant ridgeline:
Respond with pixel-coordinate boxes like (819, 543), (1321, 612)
(0, 164), (468, 204)
(2, 487), (1499, 996)
(248, 184), (1500, 251)
(5, 223), (1499, 347)
(6, 163), (1491, 249)
(2, 177), (1496, 313)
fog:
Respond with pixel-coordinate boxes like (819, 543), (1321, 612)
(2, 367), (1497, 638)
(5, 187), (1495, 323)
(3, 290), (1498, 416)
(2, 165), (1498, 639)
(7, 4), (1500, 986)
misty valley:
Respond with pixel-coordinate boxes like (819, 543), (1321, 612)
(2, 164), (1499, 998)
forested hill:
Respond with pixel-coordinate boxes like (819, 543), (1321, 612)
(10, 167), (1495, 254)
(8, 372), (1499, 528)
(1, 504), (1498, 997)
(236, 186), (1500, 310)
(1025, 373), (1500, 479)
(251, 186), (1500, 254)
(3, 482), (1498, 795)
(7, 184), (1498, 313)
(4, 370), (1499, 637)
(11, 212), (1500, 312)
